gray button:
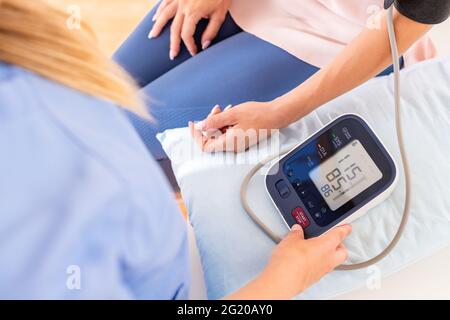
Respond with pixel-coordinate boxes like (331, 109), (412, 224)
(275, 180), (290, 199)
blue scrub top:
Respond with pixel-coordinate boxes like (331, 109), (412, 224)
(0, 62), (190, 299)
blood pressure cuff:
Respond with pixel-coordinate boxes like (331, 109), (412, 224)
(384, 0), (450, 24)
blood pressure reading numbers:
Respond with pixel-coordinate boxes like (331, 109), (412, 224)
(309, 140), (383, 211)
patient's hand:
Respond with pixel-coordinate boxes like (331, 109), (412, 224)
(189, 101), (283, 153)
(225, 224), (352, 300)
(149, 0), (231, 59)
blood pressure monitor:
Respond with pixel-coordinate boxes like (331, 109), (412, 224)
(265, 114), (398, 238)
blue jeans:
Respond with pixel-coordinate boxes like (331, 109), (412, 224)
(114, 3), (400, 160)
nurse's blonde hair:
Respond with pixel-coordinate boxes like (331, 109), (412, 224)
(0, 0), (146, 116)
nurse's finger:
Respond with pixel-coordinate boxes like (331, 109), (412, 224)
(181, 15), (200, 56)
(323, 225), (352, 249)
(289, 224), (305, 240)
(170, 12), (184, 60)
(149, 1), (177, 39)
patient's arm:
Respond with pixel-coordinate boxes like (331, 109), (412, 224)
(224, 225), (352, 300)
(273, 9), (432, 127)
(196, 9), (433, 152)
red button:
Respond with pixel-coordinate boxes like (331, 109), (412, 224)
(291, 207), (310, 228)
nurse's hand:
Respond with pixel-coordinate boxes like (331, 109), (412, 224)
(149, 0), (231, 59)
(262, 224), (351, 299)
(225, 224), (352, 300)
(189, 102), (284, 153)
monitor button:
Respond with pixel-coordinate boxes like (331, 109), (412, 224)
(305, 199), (317, 210)
(299, 189), (309, 198)
(292, 179), (303, 189)
(291, 207), (310, 228)
(275, 180), (290, 199)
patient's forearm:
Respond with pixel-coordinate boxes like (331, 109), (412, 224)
(274, 9), (432, 127)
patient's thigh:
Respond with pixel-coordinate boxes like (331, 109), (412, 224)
(114, 2), (242, 88)
(143, 32), (319, 115)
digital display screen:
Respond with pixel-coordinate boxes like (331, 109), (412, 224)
(308, 140), (383, 211)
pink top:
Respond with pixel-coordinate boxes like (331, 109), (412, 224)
(229, 0), (436, 67)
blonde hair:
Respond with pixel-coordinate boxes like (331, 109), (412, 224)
(0, 0), (147, 117)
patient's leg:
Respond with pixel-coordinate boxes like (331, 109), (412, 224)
(134, 32), (320, 160)
(114, 1), (243, 88)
